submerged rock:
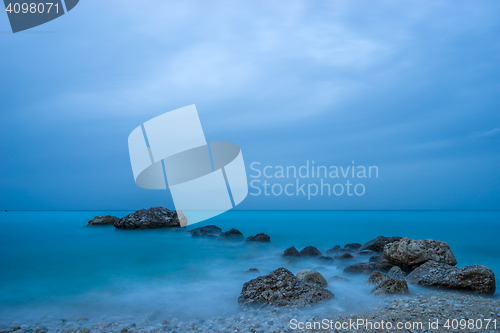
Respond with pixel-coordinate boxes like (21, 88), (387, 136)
(317, 256), (334, 263)
(406, 260), (496, 294)
(344, 263), (377, 275)
(87, 215), (119, 226)
(244, 268), (260, 274)
(326, 245), (341, 256)
(283, 246), (301, 257)
(367, 271), (390, 285)
(329, 276), (350, 283)
(371, 278), (409, 295)
(113, 207), (183, 229)
(335, 253), (355, 261)
(296, 270), (328, 287)
(222, 228), (244, 240)
(245, 233), (271, 242)
(300, 246), (322, 257)
(343, 243), (362, 252)
(238, 267), (333, 308)
(359, 236), (402, 253)
(190, 225), (222, 237)
(383, 238), (457, 271)
(388, 266), (407, 279)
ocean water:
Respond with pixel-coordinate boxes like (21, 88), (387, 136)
(0, 210), (498, 324)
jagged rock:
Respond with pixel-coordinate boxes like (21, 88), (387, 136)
(329, 276), (350, 283)
(296, 270), (328, 287)
(283, 246), (301, 257)
(359, 236), (402, 253)
(87, 215), (119, 226)
(367, 271), (390, 285)
(406, 261), (496, 294)
(371, 278), (409, 295)
(238, 267), (334, 308)
(343, 243), (362, 251)
(222, 228), (244, 240)
(388, 266), (407, 279)
(326, 245), (341, 256)
(113, 207), (183, 229)
(245, 233), (271, 242)
(300, 246), (322, 257)
(383, 238), (457, 271)
(190, 225), (222, 237)
(343, 262), (377, 275)
(335, 253), (355, 261)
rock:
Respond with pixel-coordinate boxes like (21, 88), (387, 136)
(343, 243), (362, 251)
(245, 233), (271, 243)
(76, 317), (89, 321)
(371, 278), (409, 295)
(317, 256), (334, 263)
(359, 250), (375, 255)
(113, 207), (184, 229)
(367, 271), (390, 285)
(359, 236), (402, 253)
(283, 246), (301, 257)
(375, 258), (394, 272)
(244, 268), (260, 274)
(388, 266), (407, 279)
(222, 228), (244, 240)
(369, 255), (381, 263)
(406, 261), (496, 294)
(343, 262), (377, 275)
(81, 329), (90, 333)
(328, 276), (350, 283)
(335, 253), (355, 261)
(238, 267), (333, 308)
(300, 246), (322, 257)
(87, 215), (119, 226)
(383, 238), (457, 270)
(326, 245), (341, 256)
(190, 225), (222, 237)
(296, 270), (328, 287)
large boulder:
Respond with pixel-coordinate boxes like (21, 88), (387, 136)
(190, 225), (222, 237)
(300, 246), (322, 257)
(222, 228), (244, 240)
(283, 246), (301, 257)
(406, 261), (496, 295)
(113, 207), (184, 229)
(296, 270), (328, 287)
(371, 278), (409, 295)
(238, 267), (334, 308)
(366, 271), (390, 285)
(383, 238), (457, 271)
(359, 236), (402, 253)
(245, 233), (271, 243)
(87, 215), (119, 226)
(343, 263), (377, 275)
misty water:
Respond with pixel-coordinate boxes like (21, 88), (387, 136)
(1, 210), (498, 324)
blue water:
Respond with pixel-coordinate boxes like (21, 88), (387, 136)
(0, 211), (498, 324)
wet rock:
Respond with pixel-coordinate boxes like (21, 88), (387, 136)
(367, 271), (390, 285)
(296, 270), (328, 287)
(245, 233), (271, 242)
(190, 225), (223, 237)
(238, 267), (333, 308)
(283, 246), (301, 257)
(383, 238), (457, 270)
(343, 243), (362, 251)
(388, 266), (407, 279)
(371, 278), (409, 295)
(369, 255), (382, 263)
(406, 260), (496, 294)
(359, 236), (402, 253)
(335, 253), (355, 261)
(222, 228), (244, 240)
(114, 207), (184, 229)
(317, 256), (334, 263)
(343, 262), (377, 275)
(326, 245), (341, 256)
(375, 258), (394, 272)
(328, 276), (350, 283)
(300, 246), (322, 257)
(244, 268), (260, 274)
(359, 250), (375, 255)
(87, 215), (119, 226)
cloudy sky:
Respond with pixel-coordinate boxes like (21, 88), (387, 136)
(1, 0), (499, 210)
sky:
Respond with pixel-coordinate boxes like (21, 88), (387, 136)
(0, 0), (499, 211)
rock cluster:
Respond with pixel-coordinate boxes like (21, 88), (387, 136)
(113, 207), (184, 229)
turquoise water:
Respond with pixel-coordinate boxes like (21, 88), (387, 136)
(0, 210), (498, 323)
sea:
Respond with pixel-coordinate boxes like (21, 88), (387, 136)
(0, 210), (498, 324)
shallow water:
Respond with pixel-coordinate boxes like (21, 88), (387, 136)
(0, 210), (498, 324)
